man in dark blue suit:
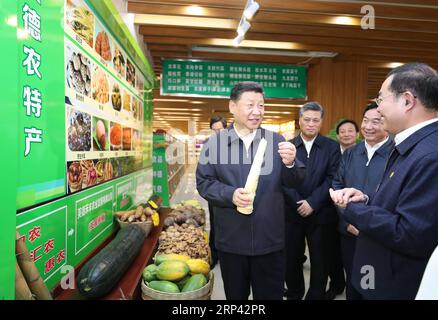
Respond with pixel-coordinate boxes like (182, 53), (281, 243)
(283, 102), (341, 300)
(332, 102), (393, 299)
(196, 82), (306, 300)
(330, 63), (438, 299)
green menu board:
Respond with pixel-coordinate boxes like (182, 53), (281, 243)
(161, 59), (307, 99)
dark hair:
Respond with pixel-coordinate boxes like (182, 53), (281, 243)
(363, 101), (378, 116)
(336, 119), (359, 134)
(387, 63), (438, 110)
(209, 115), (227, 129)
(299, 102), (324, 118)
(230, 82), (264, 101)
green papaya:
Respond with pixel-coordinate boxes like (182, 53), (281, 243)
(142, 264), (158, 282)
(148, 280), (180, 293)
(182, 274), (207, 293)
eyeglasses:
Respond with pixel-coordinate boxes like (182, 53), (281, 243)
(375, 91), (417, 106)
(375, 94), (396, 106)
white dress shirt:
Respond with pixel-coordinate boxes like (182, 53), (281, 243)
(394, 118), (438, 146)
(301, 134), (317, 158)
(364, 136), (389, 166)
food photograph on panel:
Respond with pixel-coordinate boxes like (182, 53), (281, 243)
(92, 116), (109, 151)
(65, 0), (94, 47)
(67, 107), (91, 152)
(109, 122), (122, 151)
(91, 66), (110, 104)
(94, 19), (112, 62)
(65, 41), (92, 97)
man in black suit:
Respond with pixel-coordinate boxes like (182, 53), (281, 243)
(283, 102), (341, 300)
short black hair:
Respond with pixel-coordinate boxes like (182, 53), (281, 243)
(209, 115), (227, 129)
(336, 119), (359, 134)
(363, 101), (378, 116)
(387, 63), (438, 111)
(230, 82), (264, 102)
(299, 102), (324, 118)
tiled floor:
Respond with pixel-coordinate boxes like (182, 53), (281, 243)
(170, 164), (346, 300)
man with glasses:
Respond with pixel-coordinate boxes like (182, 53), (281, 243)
(283, 102), (341, 300)
(332, 102), (393, 299)
(330, 63), (438, 299)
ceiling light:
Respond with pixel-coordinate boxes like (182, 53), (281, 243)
(193, 45), (337, 57)
(134, 14), (235, 29)
(190, 101), (205, 104)
(153, 99), (189, 102)
(155, 108), (202, 111)
(387, 62), (404, 69)
(244, 1), (260, 20)
(186, 5), (205, 16)
(264, 103), (303, 108)
(237, 18), (251, 36)
(332, 16), (357, 26)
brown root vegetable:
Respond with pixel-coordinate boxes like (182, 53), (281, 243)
(144, 207), (153, 216)
(128, 215), (135, 223)
(140, 214), (146, 222)
(134, 206), (143, 219)
(120, 211), (134, 222)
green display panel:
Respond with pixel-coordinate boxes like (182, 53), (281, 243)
(0, 1), (19, 300)
(16, 167), (152, 291)
(8, 0), (155, 297)
(152, 134), (169, 206)
(161, 59), (307, 99)
(17, 0), (66, 209)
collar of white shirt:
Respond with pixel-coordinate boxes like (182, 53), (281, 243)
(300, 133), (317, 157)
(394, 118), (438, 146)
(234, 126), (257, 152)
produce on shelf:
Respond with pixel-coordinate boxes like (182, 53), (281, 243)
(181, 274), (207, 293)
(115, 205), (155, 223)
(154, 253), (190, 265)
(157, 224), (209, 262)
(186, 259), (210, 275)
(148, 280), (180, 293)
(155, 260), (190, 281)
(163, 205), (206, 229)
(77, 224), (146, 298)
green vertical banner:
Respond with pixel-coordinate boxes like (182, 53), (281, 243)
(17, 0), (66, 209)
(153, 134), (170, 206)
(0, 1), (19, 300)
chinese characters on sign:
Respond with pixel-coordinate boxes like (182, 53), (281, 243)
(22, 1), (43, 157)
(161, 59), (307, 99)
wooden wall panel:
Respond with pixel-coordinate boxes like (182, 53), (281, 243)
(308, 59), (369, 134)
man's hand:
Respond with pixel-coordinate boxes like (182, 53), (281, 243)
(346, 224), (359, 236)
(329, 188), (366, 209)
(232, 188), (253, 208)
(278, 142), (297, 166)
(297, 200), (314, 217)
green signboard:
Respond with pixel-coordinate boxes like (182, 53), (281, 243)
(0, 0), (19, 300)
(161, 59), (307, 99)
(5, 0), (155, 298)
(17, 0), (66, 209)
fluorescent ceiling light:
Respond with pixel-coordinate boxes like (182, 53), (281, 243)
(190, 101), (205, 104)
(331, 16), (358, 26)
(153, 99), (189, 102)
(155, 108), (202, 111)
(387, 62), (404, 68)
(237, 18), (251, 36)
(244, 1), (260, 20)
(264, 103), (303, 108)
(192, 45), (337, 58)
(186, 5), (205, 16)
(134, 14), (236, 29)
(210, 38), (299, 50)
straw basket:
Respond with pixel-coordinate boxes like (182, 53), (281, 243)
(141, 272), (214, 300)
(117, 218), (152, 237)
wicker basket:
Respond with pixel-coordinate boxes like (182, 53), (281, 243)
(117, 217), (152, 237)
(141, 272), (214, 300)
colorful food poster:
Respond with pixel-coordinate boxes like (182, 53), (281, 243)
(64, 0), (147, 195)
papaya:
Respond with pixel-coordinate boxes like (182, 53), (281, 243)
(156, 260), (190, 281)
(186, 259), (210, 275)
(176, 275), (191, 290)
(148, 280), (180, 293)
(154, 253), (190, 265)
(142, 264), (158, 282)
(182, 274), (207, 293)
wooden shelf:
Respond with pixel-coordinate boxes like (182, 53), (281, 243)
(55, 208), (170, 300)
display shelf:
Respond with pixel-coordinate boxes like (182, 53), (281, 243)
(55, 208), (170, 300)
(152, 133), (187, 206)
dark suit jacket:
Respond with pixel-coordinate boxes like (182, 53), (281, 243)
(332, 138), (394, 235)
(283, 134), (341, 225)
(344, 121), (438, 299)
(196, 125), (305, 255)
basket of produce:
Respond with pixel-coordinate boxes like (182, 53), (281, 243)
(141, 254), (214, 300)
(115, 205), (155, 236)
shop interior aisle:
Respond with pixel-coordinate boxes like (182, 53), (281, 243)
(169, 164), (345, 300)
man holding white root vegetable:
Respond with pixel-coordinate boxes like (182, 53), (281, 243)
(196, 82), (306, 300)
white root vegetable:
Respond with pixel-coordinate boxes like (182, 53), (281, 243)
(237, 138), (267, 215)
